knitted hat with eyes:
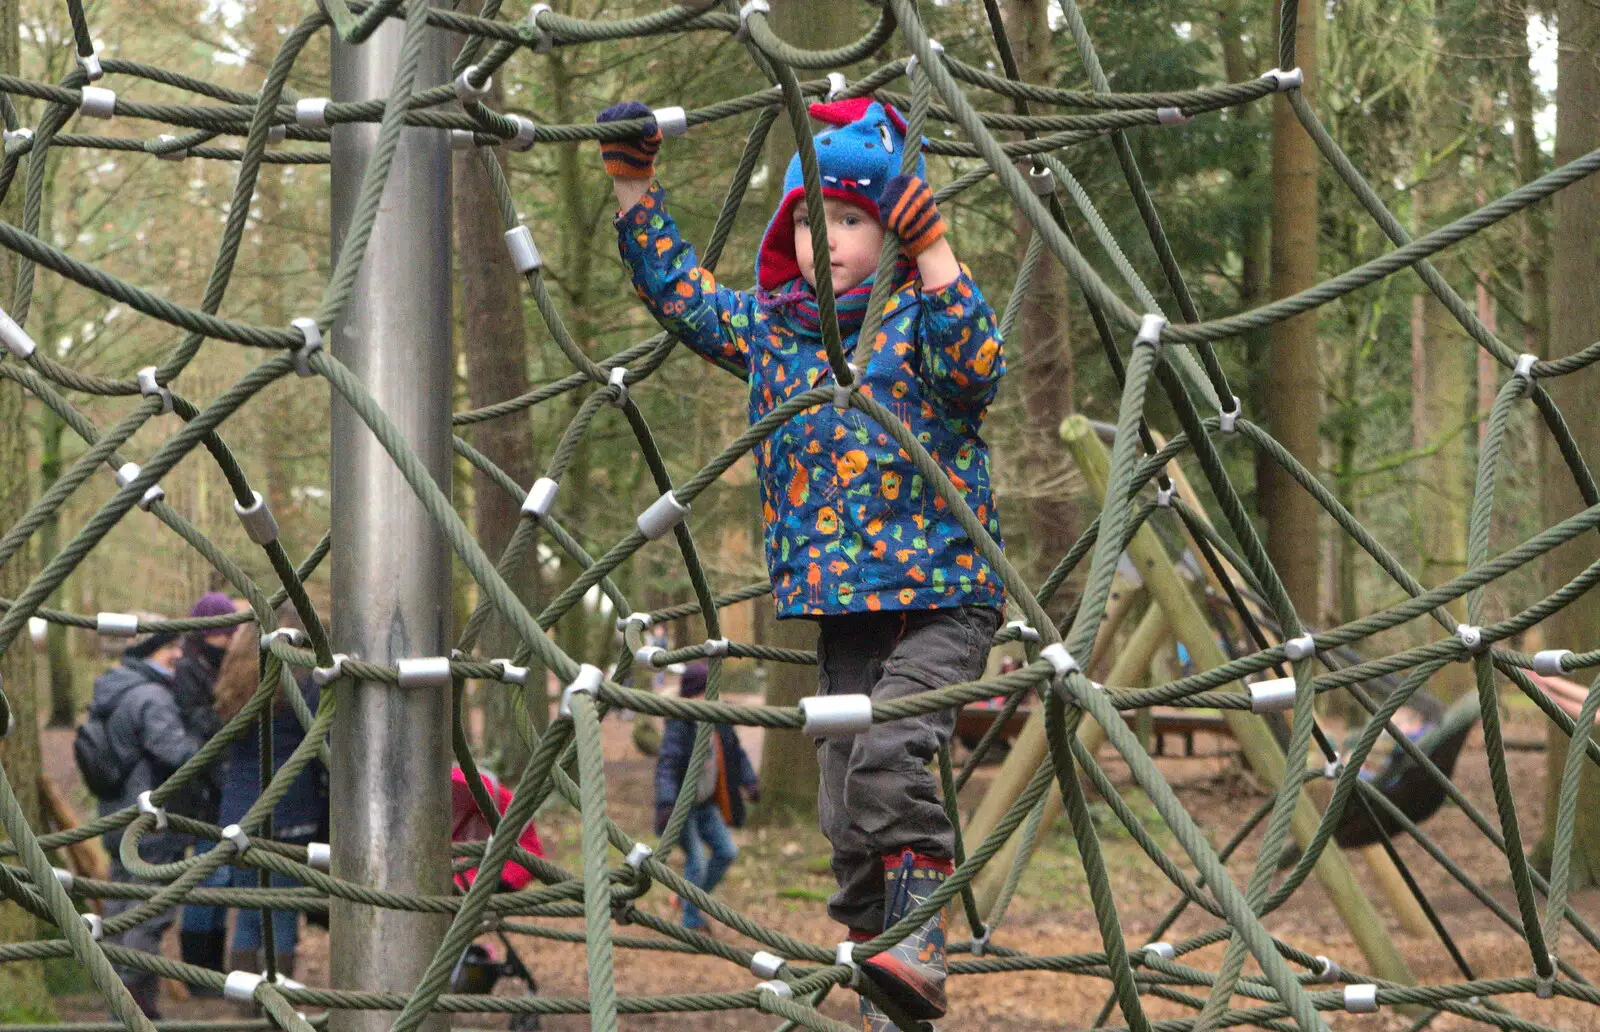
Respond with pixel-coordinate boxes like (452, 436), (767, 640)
(755, 98), (926, 291)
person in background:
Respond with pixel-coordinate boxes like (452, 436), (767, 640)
(172, 592), (239, 986)
(652, 662), (759, 933)
(211, 617), (327, 985)
(91, 628), (199, 1018)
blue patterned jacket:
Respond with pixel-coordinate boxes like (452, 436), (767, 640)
(618, 184), (1005, 619)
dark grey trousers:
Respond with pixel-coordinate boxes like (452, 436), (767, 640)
(814, 605), (1001, 931)
(105, 857), (181, 996)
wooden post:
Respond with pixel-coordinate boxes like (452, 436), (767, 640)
(961, 575), (1141, 859)
(970, 603), (1168, 916)
(1061, 415), (1415, 987)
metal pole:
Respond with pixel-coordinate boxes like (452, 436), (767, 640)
(327, 13), (453, 1032)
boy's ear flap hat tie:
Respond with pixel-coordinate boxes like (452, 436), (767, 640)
(756, 98), (926, 291)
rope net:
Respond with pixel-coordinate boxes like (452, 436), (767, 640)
(0, 1), (1597, 1030)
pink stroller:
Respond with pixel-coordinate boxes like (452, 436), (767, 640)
(448, 766), (546, 1030)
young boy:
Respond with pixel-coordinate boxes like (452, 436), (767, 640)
(599, 97), (1004, 1028)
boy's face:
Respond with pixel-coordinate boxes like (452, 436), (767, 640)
(792, 198), (885, 294)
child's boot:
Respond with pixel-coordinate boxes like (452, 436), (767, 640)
(859, 996), (900, 1032)
(860, 850), (951, 1020)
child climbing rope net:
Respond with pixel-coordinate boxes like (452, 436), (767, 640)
(0, 3), (1598, 1032)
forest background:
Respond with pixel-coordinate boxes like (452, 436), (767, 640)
(1, 0), (1598, 1008)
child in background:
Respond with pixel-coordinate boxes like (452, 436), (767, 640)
(601, 96), (1005, 1028)
(652, 662), (760, 933)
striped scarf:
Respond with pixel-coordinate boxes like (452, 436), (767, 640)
(760, 275), (878, 339)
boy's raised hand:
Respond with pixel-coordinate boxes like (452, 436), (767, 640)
(597, 100), (661, 179)
(880, 173), (959, 290)
(878, 174), (946, 256)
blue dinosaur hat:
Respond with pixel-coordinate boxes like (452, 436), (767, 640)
(756, 98), (926, 291)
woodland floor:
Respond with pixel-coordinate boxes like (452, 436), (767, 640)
(39, 696), (1600, 1031)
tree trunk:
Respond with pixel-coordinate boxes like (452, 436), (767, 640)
(1535, 0), (1600, 886)
(750, 0), (857, 826)
(1412, 136), (1473, 703)
(38, 412), (74, 727)
(1001, 0), (1076, 617)
(1262, 0), (1322, 624)
(454, 72), (543, 764)
(0, 0), (49, 1010)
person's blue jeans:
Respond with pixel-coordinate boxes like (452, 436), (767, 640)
(181, 838), (232, 934)
(229, 863), (302, 954)
(679, 802), (738, 930)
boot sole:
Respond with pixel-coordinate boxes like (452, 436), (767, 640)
(860, 953), (947, 1020)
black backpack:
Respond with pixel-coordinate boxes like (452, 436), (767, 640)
(73, 707), (129, 799)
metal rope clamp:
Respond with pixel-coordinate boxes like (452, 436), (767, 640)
(1154, 480), (1175, 508)
(305, 842), (331, 872)
(634, 645), (667, 669)
(295, 97), (329, 130)
(905, 39), (944, 79)
(1283, 633), (1317, 662)
(1006, 620), (1041, 644)
(97, 611), (140, 637)
(703, 638), (731, 658)
(734, 0), (769, 41)
(560, 663), (603, 717)
(504, 223), (542, 273)
(77, 51), (103, 82)
(1533, 649), (1572, 677)
(454, 66), (493, 105)
(607, 365), (630, 408)
(495, 660), (529, 686)
(522, 476), (559, 519)
(1513, 352), (1538, 384)
(114, 462), (166, 511)
(1156, 106), (1190, 126)
(450, 129), (478, 151)
(833, 363), (859, 412)
(616, 613), (651, 635)
(1535, 954), (1557, 999)
(800, 694), (873, 738)
(826, 72), (848, 103)
(0, 307), (35, 359)
(1312, 955), (1342, 983)
(222, 823), (251, 854)
(1343, 984), (1379, 1014)
(82, 913), (103, 941)
(1028, 164), (1055, 196)
(234, 490), (280, 546)
(137, 790), (168, 830)
(1262, 67), (1305, 92)
(970, 924), (992, 957)
(397, 656), (453, 690)
(637, 490), (691, 541)
(136, 364), (173, 408)
(1455, 623), (1488, 658)
(1141, 941), (1176, 963)
(506, 115), (538, 152)
(260, 627), (308, 652)
(1, 127), (31, 154)
(834, 940), (859, 984)
(310, 654), (349, 688)
(527, 3), (554, 53)
(653, 106), (688, 139)
(756, 979), (794, 998)
(1135, 313), (1167, 349)
(52, 867), (74, 893)
(79, 85), (116, 119)
(290, 317), (321, 377)
(1040, 643), (1080, 688)
(1248, 676), (1297, 713)
(153, 134), (187, 162)
(1218, 395), (1242, 433)
(750, 950), (786, 980)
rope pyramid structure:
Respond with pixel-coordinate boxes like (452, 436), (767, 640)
(0, 1), (1599, 1029)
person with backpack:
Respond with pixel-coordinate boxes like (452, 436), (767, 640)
(652, 662), (759, 933)
(170, 592), (239, 988)
(78, 626), (200, 1018)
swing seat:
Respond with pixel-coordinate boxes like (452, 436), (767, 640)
(1334, 702), (1477, 849)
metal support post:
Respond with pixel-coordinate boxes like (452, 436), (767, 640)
(327, 13), (453, 1032)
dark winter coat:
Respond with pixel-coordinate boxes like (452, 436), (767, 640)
(167, 646), (225, 822)
(653, 718), (759, 829)
(219, 677), (327, 842)
(90, 657), (198, 860)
